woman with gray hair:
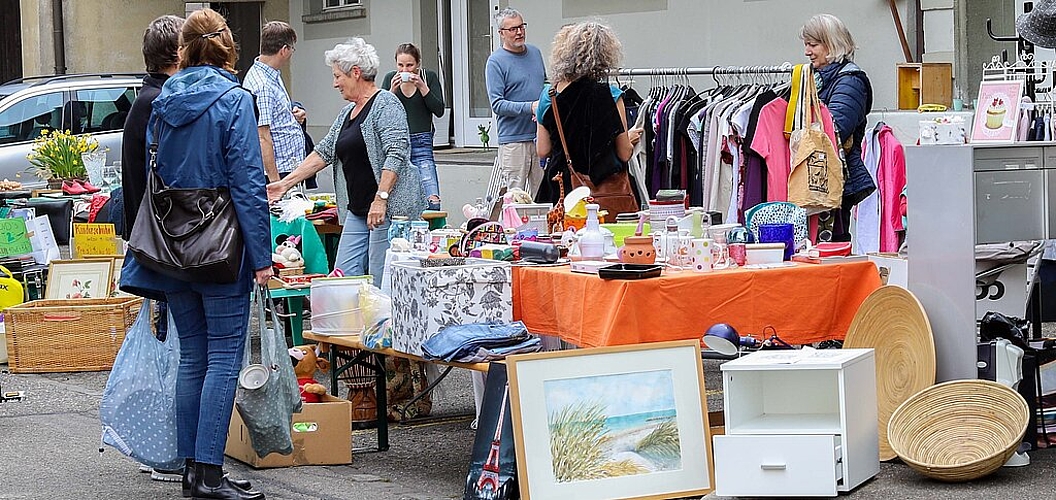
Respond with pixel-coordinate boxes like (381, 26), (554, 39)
(801, 13), (875, 241)
(534, 21), (638, 213)
(268, 37), (424, 285)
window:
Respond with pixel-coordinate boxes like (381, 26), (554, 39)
(0, 91), (63, 145)
(324, 0), (360, 8)
(74, 87), (136, 134)
(305, 0), (366, 23)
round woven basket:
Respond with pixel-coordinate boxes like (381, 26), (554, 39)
(887, 379), (1029, 482)
(844, 285), (936, 461)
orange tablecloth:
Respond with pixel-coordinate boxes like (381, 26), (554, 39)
(513, 261), (882, 347)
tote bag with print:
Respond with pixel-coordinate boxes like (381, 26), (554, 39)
(786, 64), (844, 213)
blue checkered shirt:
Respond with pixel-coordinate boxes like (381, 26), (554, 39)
(243, 60), (305, 173)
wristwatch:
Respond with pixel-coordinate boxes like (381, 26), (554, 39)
(376, 190), (389, 200)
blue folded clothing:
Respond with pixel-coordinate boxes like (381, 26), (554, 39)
(422, 321), (541, 362)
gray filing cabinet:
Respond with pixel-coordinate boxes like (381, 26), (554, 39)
(907, 143), (1055, 381)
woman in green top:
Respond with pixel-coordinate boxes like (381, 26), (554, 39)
(384, 43), (445, 210)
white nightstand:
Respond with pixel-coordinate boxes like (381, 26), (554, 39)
(713, 349), (879, 497)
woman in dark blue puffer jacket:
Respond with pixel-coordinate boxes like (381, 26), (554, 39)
(801, 13), (876, 241)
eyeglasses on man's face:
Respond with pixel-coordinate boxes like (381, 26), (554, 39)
(500, 23), (527, 33)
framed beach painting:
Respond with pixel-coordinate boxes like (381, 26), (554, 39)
(506, 340), (713, 500)
(970, 80), (1024, 143)
(45, 258), (114, 299)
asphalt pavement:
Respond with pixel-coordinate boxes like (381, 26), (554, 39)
(4, 354), (1056, 500)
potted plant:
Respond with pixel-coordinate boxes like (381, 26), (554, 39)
(26, 129), (99, 189)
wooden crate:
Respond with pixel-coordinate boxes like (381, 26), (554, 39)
(897, 63), (953, 109)
(5, 297), (143, 373)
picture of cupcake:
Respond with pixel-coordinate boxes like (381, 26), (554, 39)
(985, 97), (1007, 130)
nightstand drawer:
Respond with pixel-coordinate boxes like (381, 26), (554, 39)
(714, 434), (841, 497)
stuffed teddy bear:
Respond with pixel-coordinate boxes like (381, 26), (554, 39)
(272, 234), (305, 269)
(289, 345), (329, 403)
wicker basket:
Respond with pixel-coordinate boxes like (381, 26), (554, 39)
(887, 379), (1029, 482)
(5, 297), (143, 373)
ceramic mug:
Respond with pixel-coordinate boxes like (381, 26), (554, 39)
(690, 238), (714, 272)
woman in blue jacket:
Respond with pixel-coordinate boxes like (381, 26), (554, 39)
(120, 8), (271, 500)
(802, 13), (876, 241)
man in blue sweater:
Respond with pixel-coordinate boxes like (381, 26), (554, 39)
(485, 7), (546, 198)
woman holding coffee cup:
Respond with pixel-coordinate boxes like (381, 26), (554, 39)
(383, 43), (445, 210)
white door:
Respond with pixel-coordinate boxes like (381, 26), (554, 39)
(450, 0), (498, 147)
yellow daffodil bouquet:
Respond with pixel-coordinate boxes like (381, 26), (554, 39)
(26, 129), (98, 180)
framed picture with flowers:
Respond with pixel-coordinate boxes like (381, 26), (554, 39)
(45, 258), (114, 300)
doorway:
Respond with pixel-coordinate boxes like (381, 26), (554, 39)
(0, 1), (22, 83)
(450, 0), (497, 147)
(210, 2), (263, 81)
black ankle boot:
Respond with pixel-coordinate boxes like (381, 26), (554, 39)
(183, 460), (254, 498)
(191, 463), (263, 500)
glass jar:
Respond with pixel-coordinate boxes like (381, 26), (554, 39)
(410, 220), (430, 252)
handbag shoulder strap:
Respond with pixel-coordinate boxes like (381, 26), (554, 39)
(548, 86), (581, 176)
(784, 64), (805, 138)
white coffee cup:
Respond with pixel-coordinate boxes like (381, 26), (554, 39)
(400, 71), (413, 82)
(690, 238), (714, 272)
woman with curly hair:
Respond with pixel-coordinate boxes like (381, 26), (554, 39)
(534, 21), (640, 208)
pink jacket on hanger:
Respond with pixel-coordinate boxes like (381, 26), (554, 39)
(877, 125), (906, 252)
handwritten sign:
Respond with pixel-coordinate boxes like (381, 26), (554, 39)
(73, 223), (120, 258)
(0, 218), (33, 257)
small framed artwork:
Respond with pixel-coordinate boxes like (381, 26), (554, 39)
(506, 340), (714, 500)
(95, 255), (127, 297)
(46, 258), (114, 300)
(971, 80), (1025, 143)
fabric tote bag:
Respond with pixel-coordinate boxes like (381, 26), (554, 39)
(786, 64), (844, 213)
(234, 286), (303, 458)
(100, 301), (182, 471)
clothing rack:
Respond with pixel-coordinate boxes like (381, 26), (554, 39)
(614, 64), (795, 77)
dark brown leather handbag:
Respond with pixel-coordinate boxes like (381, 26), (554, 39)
(549, 89), (640, 218)
(128, 134), (243, 284)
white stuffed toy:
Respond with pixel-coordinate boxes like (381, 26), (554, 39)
(273, 235), (305, 269)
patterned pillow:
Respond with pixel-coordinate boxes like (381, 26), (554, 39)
(746, 202), (808, 244)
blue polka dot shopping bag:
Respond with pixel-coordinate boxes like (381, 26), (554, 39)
(99, 300), (182, 471)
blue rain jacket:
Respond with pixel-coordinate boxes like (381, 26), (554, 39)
(817, 61), (876, 205)
(121, 65), (271, 299)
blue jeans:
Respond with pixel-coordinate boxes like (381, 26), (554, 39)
(410, 131), (440, 209)
(166, 288), (251, 466)
(334, 212), (390, 288)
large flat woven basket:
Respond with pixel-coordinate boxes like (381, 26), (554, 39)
(5, 297), (143, 373)
(887, 379), (1029, 482)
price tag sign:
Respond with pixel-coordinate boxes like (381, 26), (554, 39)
(73, 223), (120, 258)
(0, 218), (33, 257)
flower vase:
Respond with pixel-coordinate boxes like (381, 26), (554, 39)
(47, 177), (64, 190)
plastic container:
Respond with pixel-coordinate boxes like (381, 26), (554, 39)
(310, 276), (369, 335)
(745, 243), (786, 265)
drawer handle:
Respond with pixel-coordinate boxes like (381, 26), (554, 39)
(760, 463), (787, 471)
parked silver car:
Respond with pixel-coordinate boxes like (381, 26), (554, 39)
(0, 73), (143, 188)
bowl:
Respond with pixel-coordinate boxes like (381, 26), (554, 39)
(238, 364), (270, 390)
(887, 379), (1029, 482)
(707, 223), (740, 245)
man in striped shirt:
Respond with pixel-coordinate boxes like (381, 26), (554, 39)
(243, 21), (305, 182)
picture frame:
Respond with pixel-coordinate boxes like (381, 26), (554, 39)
(970, 80), (1024, 143)
(45, 258), (114, 300)
(95, 255), (127, 297)
(507, 340), (713, 500)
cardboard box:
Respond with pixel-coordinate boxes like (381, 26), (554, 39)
(225, 394), (352, 468)
(868, 253), (907, 288)
(390, 259), (512, 356)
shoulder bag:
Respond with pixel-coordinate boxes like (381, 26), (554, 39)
(549, 87), (640, 218)
(127, 115), (244, 284)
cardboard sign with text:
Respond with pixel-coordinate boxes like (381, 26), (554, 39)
(73, 223), (120, 258)
(0, 218), (34, 257)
